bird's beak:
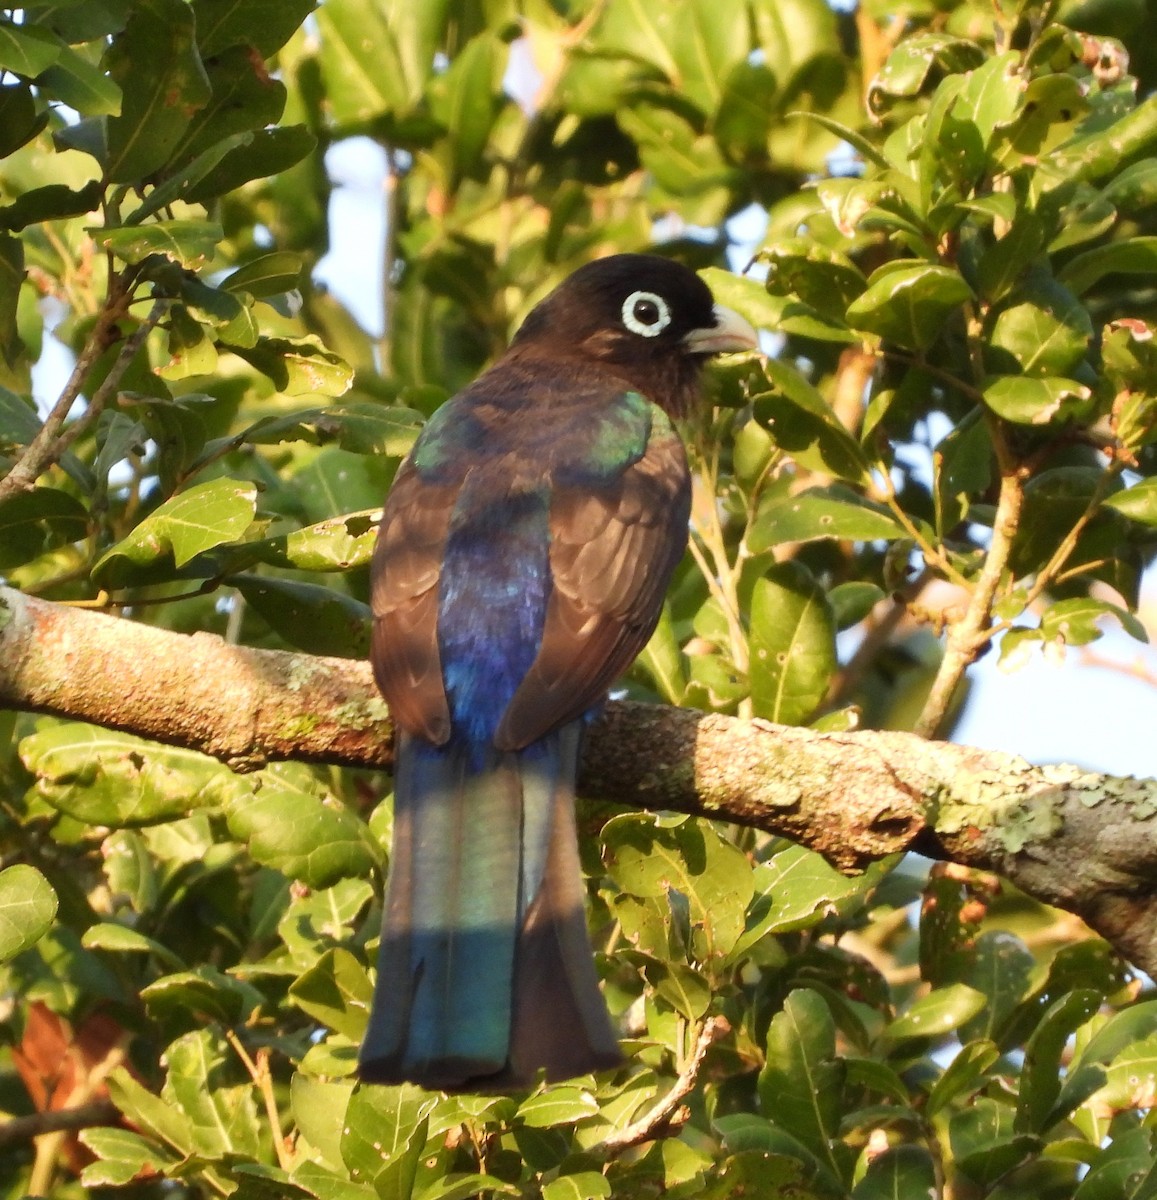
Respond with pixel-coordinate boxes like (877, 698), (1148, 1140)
(683, 304), (760, 355)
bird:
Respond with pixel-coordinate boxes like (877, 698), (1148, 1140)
(359, 253), (758, 1091)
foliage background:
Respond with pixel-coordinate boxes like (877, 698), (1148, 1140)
(2, 0), (1157, 1196)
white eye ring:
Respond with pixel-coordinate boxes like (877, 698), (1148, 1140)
(621, 290), (671, 337)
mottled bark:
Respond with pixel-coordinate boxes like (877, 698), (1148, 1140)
(3, 586), (1156, 972)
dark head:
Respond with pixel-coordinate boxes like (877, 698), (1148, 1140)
(508, 254), (759, 417)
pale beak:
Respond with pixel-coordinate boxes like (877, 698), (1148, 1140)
(683, 304), (759, 355)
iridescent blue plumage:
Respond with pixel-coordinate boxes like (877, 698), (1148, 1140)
(360, 254), (758, 1091)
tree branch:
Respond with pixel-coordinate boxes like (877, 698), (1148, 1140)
(3, 586), (1157, 974)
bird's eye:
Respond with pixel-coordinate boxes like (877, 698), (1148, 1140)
(621, 290), (671, 338)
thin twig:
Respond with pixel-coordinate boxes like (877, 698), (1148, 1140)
(0, 298), (168, 503)
(224, 1029), (292, 1172)
(601, 1016), (730, 1156)
(377, 147), (400, 377)
(914, 427), (1024, 739)
(0, 1099), (119, 1148)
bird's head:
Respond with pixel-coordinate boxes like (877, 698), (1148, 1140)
(509, 254), (759, 417)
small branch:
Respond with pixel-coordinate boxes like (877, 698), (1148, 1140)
(0, 298), (168, 504)
(224, 1030), (292, 1172)
(601, 1017), (731, 1156)
(0, 1100), (119, 1149)
(914, 432), (1024, 739)
(1016, 458), (1126, 614)
(376, 147), (401, 377)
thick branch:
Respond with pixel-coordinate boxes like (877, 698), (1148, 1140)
(3, 586), (1157, 973)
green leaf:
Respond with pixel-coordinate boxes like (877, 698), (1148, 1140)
(162, 1028), (261, 1158)
(232, 575), (371, 658)
(290, 947), (374, 1040)
(846, 263), (974, 351)
(80, 1127), (181, 1188)
(93, 477), (257, 585)
(748, 561), (836, 725)
(627, 951), (713, 1019)
(827, 581), (885, 631)
(949, 1098), (1038, 1185)
(0, 230), (24, 365)
(981, 374), (1092, 426)
(715, 60), (777, 161)
(0, 181), (104, 233)
(698, 266), (788, 335)
(762, 238), (866, 325)
(959, 929), (1034, 1042)
(925, 1039), (1000, 1117)
(315, 0), (408, 127)
(541, 1173), (612, 1200)
(340, 1083), (436, 1197)
(92, 219), (224, 268)
(106, 1067), (195, 1156)
(257, 509), (380, 573)
(291, 1074), (355, 1171)
(0, 21), (65, 77)
(602, 813), (754, 961)
(1059, 236), (1157, 296)
(123, 132), (254, 225)
(753, 361), (870, 483)
(237, 403), (423, 456)
(185, 125), (317, 203)
(866, 33), (985, 117)
(758, 989), (844, 1171)
(0, 81), (44, 159)
(0, 487), (89, 570)
(851, 1146), (936, 1200)
(1102, 159), (1157, 217)
(1104, 479), (1157, 526)
(225, 763), (378, 888)
(141, 965), (263, 1025)
(0, 864), (58, 963)
(232, 335), (354, 397)
(37, 45), (122, 117)
(934, 410), (991, 535)
(1017, 989), (1102, 1134)
(749, 489), (905, 552)
(221, 251), (304, 298)
(1039, 597), (1148, 647)
(733, 847), (893, 959)
(976, 211), (1046, 302)
(987, 281), (1093, 377)
(516, 1087), (600, 1128)
(22, 724), (247, 827)
(427, 33), (503, 186)
(192, 0), (318, 58)
(887, 983), (987, 1041)
(82, 922), (185, 970)
(104, 0), (211, 182)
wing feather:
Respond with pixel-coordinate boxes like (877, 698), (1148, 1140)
(494, 428), (690, 750)
(371, 460), (457, 744)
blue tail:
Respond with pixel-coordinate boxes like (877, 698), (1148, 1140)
(358, 723), (622, 1091)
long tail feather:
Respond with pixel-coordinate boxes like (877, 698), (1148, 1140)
(358, 725), (621, 1091)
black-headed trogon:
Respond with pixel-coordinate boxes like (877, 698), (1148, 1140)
(359, 254), (758, 1091)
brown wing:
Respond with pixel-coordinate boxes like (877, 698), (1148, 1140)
(494, 430), (690, 751)
(370, 459), (457, 745)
